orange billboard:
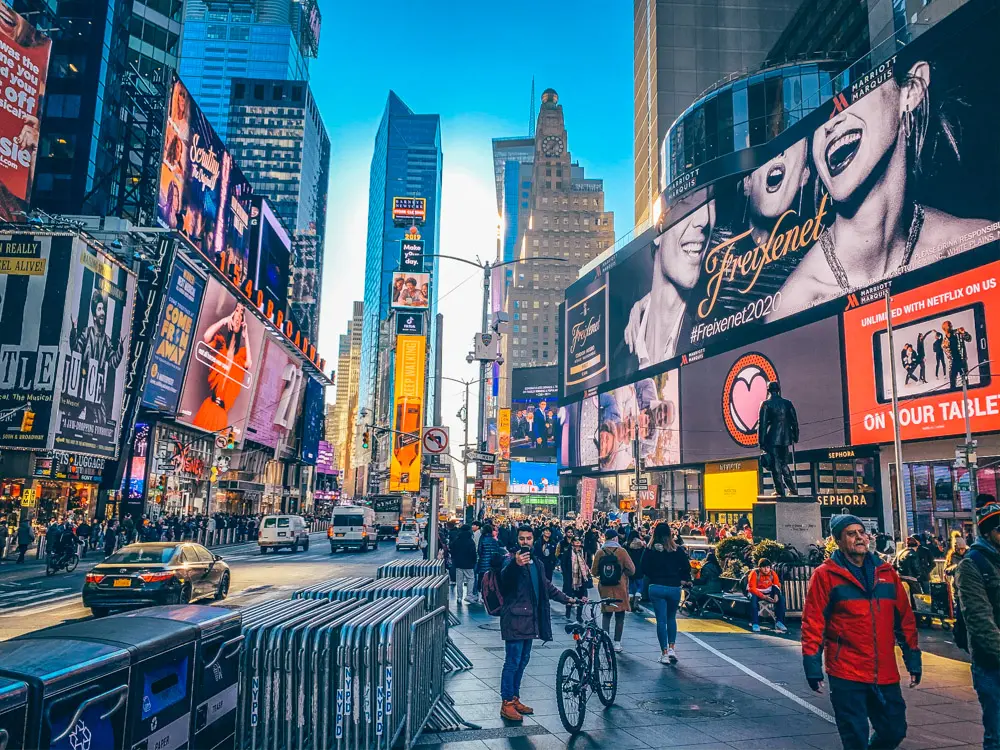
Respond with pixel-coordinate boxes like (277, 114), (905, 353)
(498, 407), (510, 460)
(844, 260), (1000, 445)
(389, 334), (425, 491)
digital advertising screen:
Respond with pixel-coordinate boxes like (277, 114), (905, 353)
(247, 196), (291, 315)
(245, 338), (296, 449)
(176, 276), (265, 442)
(597, 370), (679, 472)
(390, 272), (430, 310)
(142, 257), (205, 413)
(844, 260), (1000, 444)
(558, 395), (599, 473)
(300, 376), (324, 464)
(562, 2), (1000, 397)
(0, 6), (50, 222)
(510, 461), (559, 495)
(510, 366), (559, 460)
(679, 316), (845, 463)
(389, 334), (425, 491)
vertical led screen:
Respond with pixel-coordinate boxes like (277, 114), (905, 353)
(390, 335), (425, 492)
(54, 242), (137, 459)
(557, 394), (599, 473)
(245, 338), (295, 449)
(510, 366), (558, 460)
(141, 257), (205, 413)
(176, 277), (265, 442)
(301, 376), (324, 464)
(0, 7), (50, 222)
(247, 196), (291, 315)
(0, 234), (73, 449)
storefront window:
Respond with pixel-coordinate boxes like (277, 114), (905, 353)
(898, 459), (981, 538)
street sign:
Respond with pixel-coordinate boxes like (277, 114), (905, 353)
(474, 480), (484, 490)
(481, 464), (495, 476)
(630, 478), (649, 491)
(465, 450), (496, 464)
(421, 426), (449, 455)
(427, 465), (450, 479)
(397, 432), (419, 448)
(498, 460), (510, 473)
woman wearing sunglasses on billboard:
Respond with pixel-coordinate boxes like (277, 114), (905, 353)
(773, 59), (993, 318)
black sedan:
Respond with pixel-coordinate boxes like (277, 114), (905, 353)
(83, 542), (231, 617)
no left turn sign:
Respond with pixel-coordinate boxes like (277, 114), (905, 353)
(421, 426), (449, 455)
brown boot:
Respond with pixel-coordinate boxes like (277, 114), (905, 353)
(512, 697), (533, 715)
(500, 700), (523, 721)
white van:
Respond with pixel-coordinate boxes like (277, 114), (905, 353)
(258, 515), (309, 553)
(328, 505), (377, 553)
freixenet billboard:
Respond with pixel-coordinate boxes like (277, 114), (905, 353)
(562, 1), (1000, 397)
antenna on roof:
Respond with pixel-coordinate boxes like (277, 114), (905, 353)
(528, 76), (536, 138)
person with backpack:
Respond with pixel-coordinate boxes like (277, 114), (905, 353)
(590, 528), (635, 653)
(747, 558), (788, 633)
(497, 525), (579, 722)
(637, 522), (690, 664)
(451, 524), (478, 605)
(473, 523), (501, 604)
(625, 530), (647, 610)
(955, 496), (1000, 750)
(559, 533), (592, 621)
(896, 536), (933, 594)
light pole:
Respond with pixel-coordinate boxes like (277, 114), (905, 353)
(442, 375), (485, 517)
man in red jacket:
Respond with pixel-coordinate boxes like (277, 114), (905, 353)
(801, 514), (921, 749)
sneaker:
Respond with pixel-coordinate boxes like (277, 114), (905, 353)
(752, 624), (761, 633)
(613, 641), (623, 653)
(667, 647), (677, 664)
(775, 622), (788, 633)
(500, 700), (523, 721)
(658, 652), (671, 664)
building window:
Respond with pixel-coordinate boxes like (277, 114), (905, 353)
(207, 25), (226, 39)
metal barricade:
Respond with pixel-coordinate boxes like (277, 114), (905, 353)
(404, 607), (446, 748)
(375, 559), (445, 578)
(292, 578), (374, 600)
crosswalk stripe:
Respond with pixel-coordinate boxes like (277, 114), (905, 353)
(0, 593), (82, 617)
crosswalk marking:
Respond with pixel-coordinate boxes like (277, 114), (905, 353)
(0, 593), (82, 617)
(0, 588), (71, 605)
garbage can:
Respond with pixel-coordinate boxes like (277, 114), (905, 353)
(121, 606), (242, 750)
(0, 639), (131, 750)
(20, 616), (197, 750)
(0, 677), (28, 750)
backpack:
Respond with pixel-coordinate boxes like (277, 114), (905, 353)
(598, 550), (623, 587)
(482, 569), (504, 616)
(954, 549), (994, 652)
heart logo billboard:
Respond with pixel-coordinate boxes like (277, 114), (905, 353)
(721, 352), (779, 447)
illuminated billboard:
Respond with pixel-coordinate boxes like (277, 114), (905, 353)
(511, 366), (559, 460)
(598, 370), (679, 472)
(510, 461), (559, 495)
(247, 196), (291, 316)
(389, 335), (425, 491)
(563, 2), (1000, 397)
(392, 197), (426, 224)
(390, 272), (430, 310)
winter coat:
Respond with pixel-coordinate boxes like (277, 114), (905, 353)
(748, 569), (781, 597)
(625, 538), (646, 574)
(16, 521), (34, 546)
(694, 560), (723, 595)
(499, 556), (570, 641)
(558, 545), (593, 596)
(450, 530), (477, 570)
(801, 552), (921, 685)
(533, 537), (558, 581)
(476, 535), (501, 575)
(955, 540), (1000, 668)
(591, 544), (635, 613)
(638, 544), (691, 588)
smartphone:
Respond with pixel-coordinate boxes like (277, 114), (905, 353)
(872, 302), (990, 403)
(519, 546), (533, 558)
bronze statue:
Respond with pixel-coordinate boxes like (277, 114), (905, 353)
(757, 380), (800, 497)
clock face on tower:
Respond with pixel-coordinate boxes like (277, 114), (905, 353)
(541, 135), (564, 158)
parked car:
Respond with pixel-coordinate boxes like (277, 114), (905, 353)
(82, 542), (230, 617)
(258, 514), (310, 554)
(329, 505), (377, 553)
(396, 521), (421, 551)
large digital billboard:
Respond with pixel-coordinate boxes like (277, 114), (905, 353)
(157, 75), (255, 281)
(563, 2), (1000, 397)
(679, 317), (845, 463)
(390, 272), (430, 310)
(245, 338), (297, 449)
(845, 260), (1000, 444)
(300, 376), (324, 464)
(557, 394), (599, 473)
(53, 242), (136, 459)
(176, 276), (265, 441)
(0, 6), (50, 222)
(389, 335), (425, 492)
(510, 366), (559, 460)
(598, 370), (679, 472)
(247, 196), (291, 316)
(510, 461), (559, 495)
(0, 234), (74, 450)
(141, 257), (205, 413)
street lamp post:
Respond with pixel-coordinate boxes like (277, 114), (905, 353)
(442, 375), (484, 518)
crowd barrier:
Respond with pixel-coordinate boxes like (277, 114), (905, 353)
(375, 559), (445, 578)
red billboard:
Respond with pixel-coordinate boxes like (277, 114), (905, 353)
(844, 260), (1000, 444)
(0, 6), (51, 220)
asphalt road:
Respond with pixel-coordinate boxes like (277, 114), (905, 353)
(0, 532), (419, 640)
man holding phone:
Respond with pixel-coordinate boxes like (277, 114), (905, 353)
(499, 525), (581, 721)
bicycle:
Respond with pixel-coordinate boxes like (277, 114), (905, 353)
(46, 548), (79, 576)
(556, 598), (620, 734)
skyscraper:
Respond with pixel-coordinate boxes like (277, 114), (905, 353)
(178, 0), (319, 138)
(330, 302), (364, 494)
(633, 0), (804, 226)
(358, 92), (443, 472)
(227, 78), (330, 339)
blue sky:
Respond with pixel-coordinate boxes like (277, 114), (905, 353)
(312, 0), (634, 463)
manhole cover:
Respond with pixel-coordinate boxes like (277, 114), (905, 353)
(637, 697), (737, 718)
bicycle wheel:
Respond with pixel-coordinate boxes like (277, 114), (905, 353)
(65, 553), (79, 573)
(593, 632), (618, 707)
(556, 649), (587, 734)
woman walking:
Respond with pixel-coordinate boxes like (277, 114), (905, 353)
(591, 529), (635, 652)
(638, 522), (690, 664)
(559, 535), (592, 621)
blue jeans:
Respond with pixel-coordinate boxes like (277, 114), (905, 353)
(648, 584), (681, 650)
(501, 639), (533, 701)
(973, 662), (1000, 750)
(751, 585), (786, 626)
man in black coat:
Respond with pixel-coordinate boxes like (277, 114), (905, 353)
(451, 524), (477, 604)
(757, 380), (800, 496)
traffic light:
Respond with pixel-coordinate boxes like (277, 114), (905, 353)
(19, 408), (34, 433)
(362, 430), (370, 449)
(210, 466), (218, 482)
(225, 430), (236, 449)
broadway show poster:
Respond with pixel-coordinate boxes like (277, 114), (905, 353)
(0, 6), (50, 222)
(300, 376), (324, 464)
(0, 234), (73, 449)
(53, 243), (136, 459)
(510, 365), (559, 460)
(176, 276), (265, 442)
(141, 257), (205, 413)
(844, 260), (1000, 445)
(565, 0), (999, 394)
(598, 369), (679, 472)
(680, 317), (845, 464)
(157, 75), (254, 281)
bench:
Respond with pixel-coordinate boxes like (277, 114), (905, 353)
(702, 566), (814, 622)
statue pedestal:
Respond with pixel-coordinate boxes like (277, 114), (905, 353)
(753, 495), (821, 553)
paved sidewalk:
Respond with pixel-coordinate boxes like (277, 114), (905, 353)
(427, 594), (985, 750)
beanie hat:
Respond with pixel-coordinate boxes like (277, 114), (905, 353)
(604, 528), (618, 540)
(977, 495), (1000, 537)
(829, 514), (864, 540)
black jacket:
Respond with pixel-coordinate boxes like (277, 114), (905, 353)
(638, 544), (691, 587)
(533, 538), (558, 580)
(450, 530), (477, 570)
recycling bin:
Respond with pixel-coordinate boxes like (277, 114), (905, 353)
(121, 606), (242, 750)
(0, 677), (28, 750)
(20, 615), (197, 750)
(0, 639), (131, 750)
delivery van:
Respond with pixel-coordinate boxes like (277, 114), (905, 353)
(328, 505), (377, 553)
(258, 514), (309, 553)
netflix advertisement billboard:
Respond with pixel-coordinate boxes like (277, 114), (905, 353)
(844, 260), (1000, 445)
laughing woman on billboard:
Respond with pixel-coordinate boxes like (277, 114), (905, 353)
(773, 60), (993, 317)
(193, 303), (255, 432)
